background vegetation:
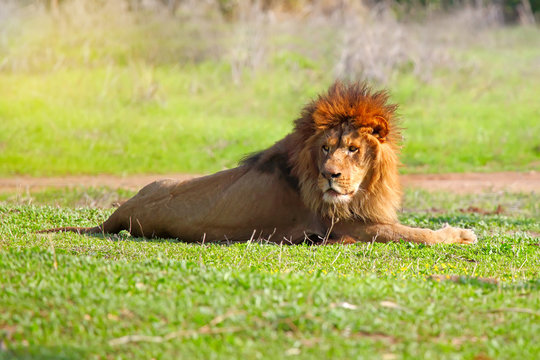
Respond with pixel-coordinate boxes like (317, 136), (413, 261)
(0, 0), (539, 175)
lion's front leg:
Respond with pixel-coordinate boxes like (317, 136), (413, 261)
(432, 224), (477, 244)
(332, 222), (477, 245)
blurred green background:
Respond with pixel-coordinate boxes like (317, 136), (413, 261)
(0, 0), (539, 176)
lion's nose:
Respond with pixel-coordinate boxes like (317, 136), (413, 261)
(322, 170), (341, 179)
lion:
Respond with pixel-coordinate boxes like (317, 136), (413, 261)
(41, 81), (476, 245)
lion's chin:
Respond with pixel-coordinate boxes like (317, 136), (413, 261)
(322, 189), (354, 204)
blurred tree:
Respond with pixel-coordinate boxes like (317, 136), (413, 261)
(387, 0), (538, 22)
(33, 0), (539, 23)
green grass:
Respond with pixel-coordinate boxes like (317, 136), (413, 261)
(1, 191), (539, 359)
(0, 16), (539, 176)
(0, 64), (320, 176)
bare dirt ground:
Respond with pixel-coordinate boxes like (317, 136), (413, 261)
(0, 171), (538, 194)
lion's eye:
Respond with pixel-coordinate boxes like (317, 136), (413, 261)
(322, 145), (330, 152)
(348, 146), (358, 152)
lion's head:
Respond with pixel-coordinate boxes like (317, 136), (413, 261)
(289, 81), (402, 223)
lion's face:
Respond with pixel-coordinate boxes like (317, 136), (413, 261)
(315, 124), (376, 205)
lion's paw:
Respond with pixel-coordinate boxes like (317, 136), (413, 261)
(435, 225), (477, 244)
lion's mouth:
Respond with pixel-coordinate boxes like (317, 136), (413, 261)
(323, 187), (354, 203)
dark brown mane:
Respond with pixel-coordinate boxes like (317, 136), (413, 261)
(241, 149), (299, 191)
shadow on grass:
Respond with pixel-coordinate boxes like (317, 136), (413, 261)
(428, 274), (540, 291)
(84, 231), (323, 247)
(0, 345), (88, 360)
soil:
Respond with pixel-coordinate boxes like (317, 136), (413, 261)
(0, 171), (538, 194)
(400, 171), (540, 194)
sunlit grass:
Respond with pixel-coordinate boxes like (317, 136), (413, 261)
(0, 189), (539, 359)
(0, 8), (539, 176)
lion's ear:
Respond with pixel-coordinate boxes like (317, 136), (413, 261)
(372, 116), (389, 142)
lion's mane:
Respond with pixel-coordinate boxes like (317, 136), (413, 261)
(285, 81), (402, 223)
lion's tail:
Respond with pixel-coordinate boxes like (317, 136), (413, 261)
(38, 211), (125, 236)
(37, 226), (104, 235)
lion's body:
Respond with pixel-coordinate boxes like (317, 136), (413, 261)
(42, 82), (476, 245)
(98, 152), (322, 243)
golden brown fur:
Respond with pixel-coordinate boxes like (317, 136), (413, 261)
(41, 81), (476, 245)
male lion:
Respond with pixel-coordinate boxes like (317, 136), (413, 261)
(42, 82), (476, 245)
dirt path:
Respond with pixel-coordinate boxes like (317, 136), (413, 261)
(400, 171), (540, 193)
(0, 171), (538, 194)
